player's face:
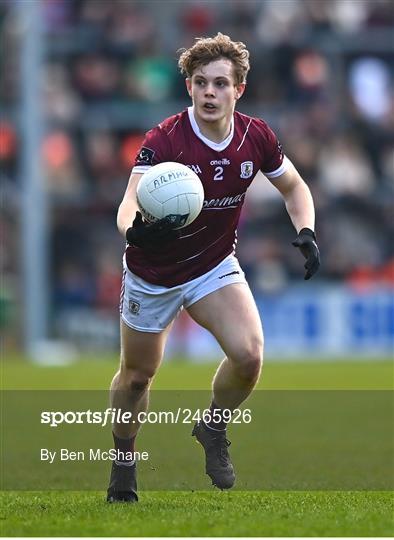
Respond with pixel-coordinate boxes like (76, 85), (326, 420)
(186, 59), (245, 126)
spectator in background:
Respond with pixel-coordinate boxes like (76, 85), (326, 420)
(84, 131), (126, 205)
(42, 131), (86, 202)
(291, 49), (330, 104)
(349, 57), (392, 124)
(105, 0), (155, 55)
(329, 0), (369, 33)
(73, 55), (121, 101)
(317, 134), (375, 198)
(180, 2), (216, 38)
(126, 40), (177, 102)
(43, 64), (81, 124)
(0, 121), (17, 176)
(256, 0), (304, 46)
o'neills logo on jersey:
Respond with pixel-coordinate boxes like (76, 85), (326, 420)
(210, 158), (230, 166)
(203, 192), (246, 210)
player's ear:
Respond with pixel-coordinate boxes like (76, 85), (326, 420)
(235, 83), (246, 100)
(185, 78), (192, 97)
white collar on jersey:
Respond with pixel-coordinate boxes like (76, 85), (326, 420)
(187, 106), (234, 151)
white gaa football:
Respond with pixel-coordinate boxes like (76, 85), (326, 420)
(136, 162), (204, 229)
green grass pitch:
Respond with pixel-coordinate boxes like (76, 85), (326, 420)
(1, 355), (393, 537)
(2, 490), (393, 537)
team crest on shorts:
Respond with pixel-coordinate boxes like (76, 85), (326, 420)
(129, 299), (140, 315)
(240, 161), (253, 179)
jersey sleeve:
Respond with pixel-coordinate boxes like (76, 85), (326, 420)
(132, 126), (172, 174)
(259, 123), (288, 179)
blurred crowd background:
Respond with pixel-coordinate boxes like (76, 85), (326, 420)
(1, 0), (393, 353)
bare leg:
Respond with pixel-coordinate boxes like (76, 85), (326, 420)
(187, 283), (263, 410)
(107, 320), (172, 502)
(110, 320), (171, 438)
(187, 283), (263, 489)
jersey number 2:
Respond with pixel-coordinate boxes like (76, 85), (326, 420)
(213, 166), (224, 181)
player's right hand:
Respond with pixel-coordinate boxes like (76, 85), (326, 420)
(126, 211), (179, 249)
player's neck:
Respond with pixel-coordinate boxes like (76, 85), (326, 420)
(193, 112), (232, 144)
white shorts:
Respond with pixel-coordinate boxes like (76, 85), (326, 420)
(120, 254), (247, 332)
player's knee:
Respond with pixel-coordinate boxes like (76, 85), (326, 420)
(129, 375), (151, 392)
(120, 366), (155, 393)
(233, 339), (263, 382)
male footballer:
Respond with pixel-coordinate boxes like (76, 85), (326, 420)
(107, 33), (320, 502)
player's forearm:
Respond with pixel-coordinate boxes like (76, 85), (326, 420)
(283, 180), (315, 233)
(117, 199), (139, 238)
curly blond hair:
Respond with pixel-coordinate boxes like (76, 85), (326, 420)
(178, 33), (250, 85)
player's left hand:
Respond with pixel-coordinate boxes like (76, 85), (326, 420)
(126, 211), (180, 249)
(292, 228), (321, 280)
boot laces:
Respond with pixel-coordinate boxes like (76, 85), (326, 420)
(212, 434), (231, 465)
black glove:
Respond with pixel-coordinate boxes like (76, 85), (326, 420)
(292, 228), (321, 280)
(126, 211), (180, 249)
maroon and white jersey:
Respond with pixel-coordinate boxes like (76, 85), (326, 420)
(126, 106), (287, 287)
